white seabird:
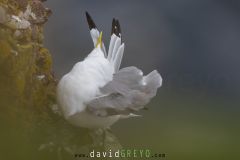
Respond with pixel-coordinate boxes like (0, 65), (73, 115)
(57, 12), (162, 129)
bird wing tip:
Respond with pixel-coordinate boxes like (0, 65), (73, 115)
(85, 11), (97, 30)
(111, 18), (122, 39)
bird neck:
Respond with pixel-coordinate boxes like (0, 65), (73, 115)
(87, 47), (105, 58)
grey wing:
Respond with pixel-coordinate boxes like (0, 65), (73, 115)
(87, 66), (162, 117)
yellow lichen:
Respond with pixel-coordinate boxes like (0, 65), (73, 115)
(0, 39), (11, 60)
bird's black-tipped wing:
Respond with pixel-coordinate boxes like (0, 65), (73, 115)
(85, 12), (107, 56)
(111, 18), (121, 38)
(107, 18), (124, 71)
(116, 20), (121, 36)
(111, 18), (116, 35)
(85, 11), (97, 30)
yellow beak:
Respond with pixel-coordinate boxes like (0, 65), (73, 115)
(96, 32), (103, 48)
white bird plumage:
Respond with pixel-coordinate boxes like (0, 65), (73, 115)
(57, 12), (162, 129)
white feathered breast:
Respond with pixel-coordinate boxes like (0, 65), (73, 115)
(57, 47), (114, 119)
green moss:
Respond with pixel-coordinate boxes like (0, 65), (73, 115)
(0, 0), (59, 157)
(0, 39), (11, 60)
(36, 47), (52, 73)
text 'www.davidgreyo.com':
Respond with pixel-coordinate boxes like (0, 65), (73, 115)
(74, 149), (166, 159)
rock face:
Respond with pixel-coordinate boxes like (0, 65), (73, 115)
(0, 0), (57, 159)
(0, 1), (121, 159)
(0, 0), (55, 119)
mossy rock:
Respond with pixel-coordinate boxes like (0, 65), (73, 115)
(0, 1), (121, 160)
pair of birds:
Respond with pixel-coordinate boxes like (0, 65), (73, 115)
(57, 12), (162, 129)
